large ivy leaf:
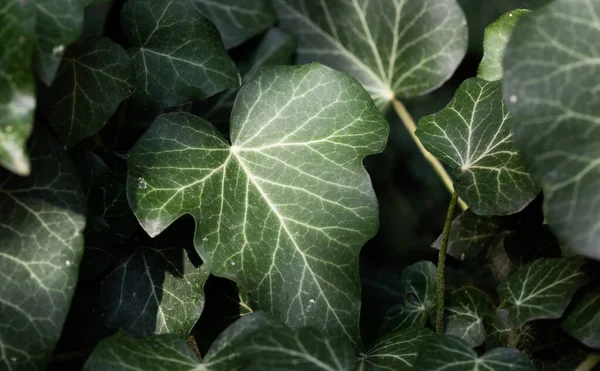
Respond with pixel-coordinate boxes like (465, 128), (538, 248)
(0, 127), (86, 370)
(120, 0), (239, 110)
(562, 287), (600, 349)
(417, 78), (538, 215)
(193, 0), (277, 49)
(502, 0), (600, 260)
(0, 0), (36, 176)
(41, 37), (134, 147)
(413, 335), (535, 371)
(127, 64), (388, 344)
(273, 0), (468, 109)
(358, 328), (432, 371)
(497, 258), (587, 327)
(444, 286), (495, 347)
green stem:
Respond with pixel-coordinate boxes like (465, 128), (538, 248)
(575, 354), (600, 371)
(436, 191), (459, 333)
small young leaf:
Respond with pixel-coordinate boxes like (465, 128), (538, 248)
(358, 328), (432, 371)
(413, 335), (535, 371)
(416, 78), (538, 215)
(0, 127), (86, 370)
(445, 286), (495, 347)
(503, 0), (600, 260)
(485, 309), (512, 349)
(562, 287), (600, 349)
(127, 64), (388, 344)
(193, 0), (277, 49)
(121, 0), (239, 110)
(477, 9), (530, 82)
(273, 0), (468, 109)
(0, 0), (35, 175)
(41, 37), (134, 147)
(497, 258), (588, 327)
(395, 261), (438, 331)
(379, 304), (426, 336)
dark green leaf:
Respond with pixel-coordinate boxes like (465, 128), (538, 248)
(504, 225), (562, 269)
(0, 127), (86, 370)
(0, 0), (36, 175)
(417, 78), (538, 215)
(41, 37), (134, 147)
(485, 309), (511, 349)
(503, 0), (600, 260)
(273, 0), (467, 109)
(127, 64), (388, 344)
(121, 0), (239, 110)
(497, 258), (588, 327)
(444, 286), (495, 347)
(477, 10), (530, 82)
(413, 335), (535, 371)
(193, 0), (277, 49)
(379, 304), (425, 337)
(358, 328), (432, 371)
(562, 287), (600, 349)
(81, 0), (114, 39)
(394, 261), (437, 332)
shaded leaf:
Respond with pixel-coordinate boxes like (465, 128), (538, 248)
(485, 309), (512, 349)
(417, 78), (538, 215)
(379, 304), (425, 336)
(504, 225), (562, 269)
(0, 0), (36, 175)
(358, 328), (432, 371)
(0, 127), (86, 370)
(121, 0), (239, 111)
(273, 0), (468, 109)
(502, 0), (600, 260)
(41, 37), (134, 147)
(127, 64), (388, 344)
(477, 10), (530, 82)
(562, 287), (600, 349)
(413, 335), (535, 371)
(444, 286), (495, 347)
(497, 258), (587, 327)
(193, 0), (277, 49)
(392, 261), (437, 332)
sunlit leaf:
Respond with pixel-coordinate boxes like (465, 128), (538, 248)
(562, 287), (600, 349)
(358, 328), (432, 371)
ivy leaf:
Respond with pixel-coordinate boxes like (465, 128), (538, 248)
(121, 0), (239, 111)
(562, 287), (600, 349)
(193, 0), (277, 49)
(392, 261), (438, 332)
(502, 0), (600, 260)
(127, 64), (388, 344)
(486, 309), (511, 349)
(444, 286), (495, 347)
(497, 258), (588, 327)
(414, 335), (535, 371)
(416, 78), (539, 215)
(358, 328), (432, 371)
(0, 0), (36, 176)
(379, 304), (425, 336)
(477, 10), (530, 82)
(40, 37), (135, 147)
(0, 126), (86, 370)
(273, 0), (468, 109)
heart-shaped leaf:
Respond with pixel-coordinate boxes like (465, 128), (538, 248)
(417, 78), (539, 215)
(193, 0), (277, 49)
(562, 287), (600, 349)
(121, 0), (239, 111)
(502, 0), (600, 260)
(413, 335), (535, 371)
(396, 261), (437, 329)
(273, 0), (468, 109)
(497, 258), (587, 327)
(41, 37), (135, 147)
(358, 328), (432, 371)
(0, 126), (86, 370)
(379, 304), (425, 336)
(444, 286), (495, 347)
(0, 0), (36, 175)
(127, 64), (388, 344)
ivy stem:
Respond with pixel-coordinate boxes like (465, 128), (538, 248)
(575, 354), (600, 371)
(187, 335), (202, 361)
(435, 191), (459, 333)
(391, 98), (467, 211)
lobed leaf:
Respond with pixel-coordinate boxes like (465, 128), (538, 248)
(444, 286), (495, 347)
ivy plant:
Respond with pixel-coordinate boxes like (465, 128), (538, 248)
(1, 0), (600, 370)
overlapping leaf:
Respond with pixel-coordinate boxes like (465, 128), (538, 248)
(417, 78), (538, 215)
(485, 309), (511, 349)
(121, 0), (239, 110)
(0, 127), (86, 371)
(502, 0), (600, 260)
(414, 335), (534, 370)
(127, 64), (388, 344)
(273, 0), (468, 109)
(0, 0), (36, 175)
(193, 0), (277, 49)
(444, 286), (495, 347)
(41, 37), (134, 147)
(358, 328), (432, 371)
(497, 258), (587, 327)
(562, 287), (600, 349)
